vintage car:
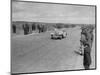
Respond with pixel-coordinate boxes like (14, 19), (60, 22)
(51, 29), (67, 39)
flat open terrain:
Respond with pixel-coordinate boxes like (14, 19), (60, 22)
(11, 27), (95, 73)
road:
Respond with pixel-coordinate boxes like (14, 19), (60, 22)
(11, 27), (95, 73)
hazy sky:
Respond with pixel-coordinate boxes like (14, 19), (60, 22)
(12, 1), (95, 24)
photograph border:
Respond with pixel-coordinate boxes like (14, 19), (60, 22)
(11, 0), (97, 74)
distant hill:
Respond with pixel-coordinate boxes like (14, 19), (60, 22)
(12, 21), (95, 27)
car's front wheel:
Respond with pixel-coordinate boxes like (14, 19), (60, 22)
(51, 35), (53, 39)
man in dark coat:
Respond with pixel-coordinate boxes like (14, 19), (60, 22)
(12, 24), (16, 33)
(83, 43), (91, 70)
(23, 24), (29, 35)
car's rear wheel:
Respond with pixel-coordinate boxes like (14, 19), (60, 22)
(59, 36), (62, 40)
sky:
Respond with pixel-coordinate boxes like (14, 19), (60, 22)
(12, 0), (95, 24)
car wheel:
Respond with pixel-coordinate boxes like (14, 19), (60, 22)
(51, 35), (53, 39)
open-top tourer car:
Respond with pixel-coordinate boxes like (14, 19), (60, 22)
(51, 29), (67, 39)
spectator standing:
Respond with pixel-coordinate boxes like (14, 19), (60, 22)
(12, 24), (16, 33)
(83, 43), (91, 70)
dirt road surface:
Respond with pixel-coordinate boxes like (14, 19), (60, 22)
(11, 27), (95, 73)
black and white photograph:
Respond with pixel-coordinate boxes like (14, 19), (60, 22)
(11, 0), (96, 74)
